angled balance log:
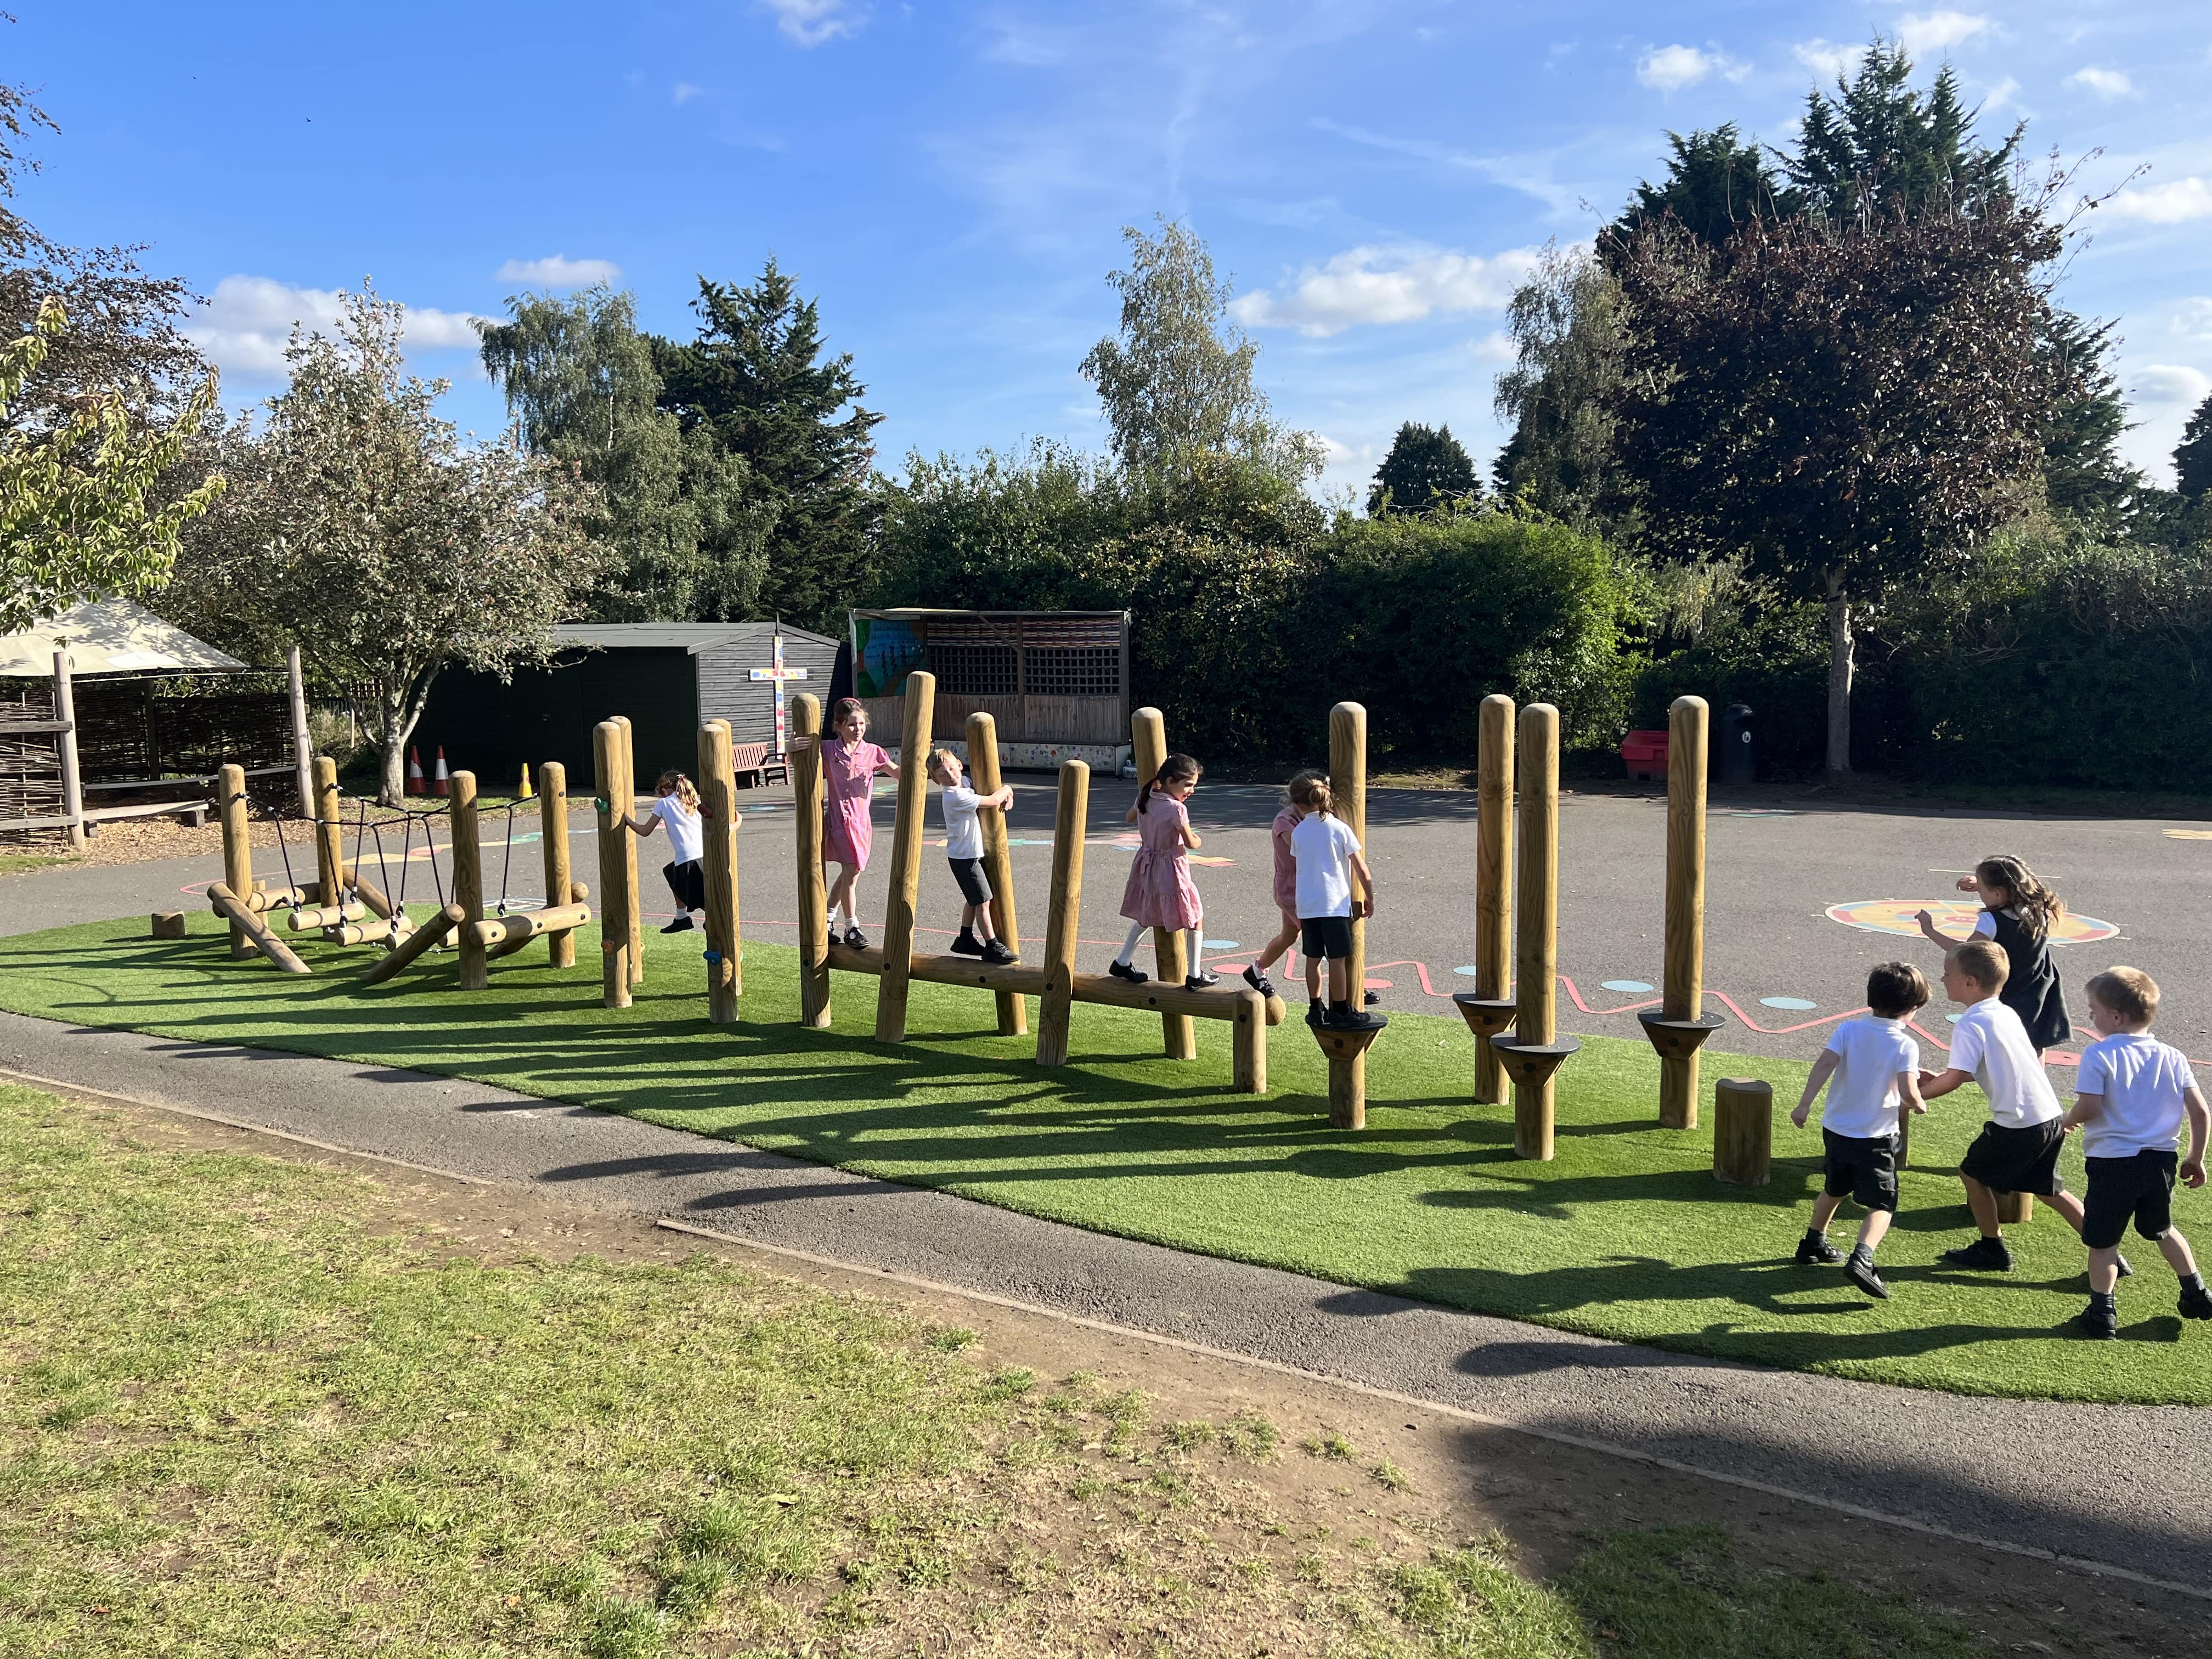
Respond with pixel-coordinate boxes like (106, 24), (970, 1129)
(205, 880), (312, 975)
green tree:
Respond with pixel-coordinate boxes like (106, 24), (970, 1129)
(1609, 199), (2064, 779)
(2176, 392), (2212, 500)
(1491, 242), (1629, 527)
(2038, 311), (2138, 518)
(1, 298), (224, 633)
(1367, 422), (1479, 516)
(1613, 125), (1791, 246)
(478, 285), (774, 622)
(652, 259), (881, 630)
(1785, 41), (2019, 223)
(1080, 217), (1322, 489)
(172, 289), (604, 804)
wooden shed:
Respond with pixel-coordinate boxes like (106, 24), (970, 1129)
(414, 622), (840, 791)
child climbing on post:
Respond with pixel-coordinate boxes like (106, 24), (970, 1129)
(1108, 753), (1215, 991)
(1242, 775), (1306, 999)
(928, 749), (1016, 965)
(1915, 855), (2070, 1053)
(800, 697), (900, 951)
(1289, 771), (1385, 1032)
(619, 770), (705, 934)
(1789, 961), (1931, 1300)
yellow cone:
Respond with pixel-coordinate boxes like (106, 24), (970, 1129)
(518, 763), (534, 800)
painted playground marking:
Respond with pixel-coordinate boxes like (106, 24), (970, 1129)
(1759, 996), (1818, 1011)
(1601, 979), (1654, 994)
(2164, 828), (2212, 839)
(1826, 898), (2119, 945)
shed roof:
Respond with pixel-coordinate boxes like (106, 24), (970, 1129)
(554, 622), (841, 656)
(0, 600), (249, 678)
(854, 608), (1127, 621)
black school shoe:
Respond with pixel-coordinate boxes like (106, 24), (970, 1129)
(1941, 1236), (2014, 1272)
(980, 940), (1016, 965)
(1306, 997), (1325, 1026)
(950, 930), (984, 957)
(2180, 1283), (2212, 1321)
(662, 916), (695, 933)
(1846, 1254), (1889, 1299)
(1243, 965), (1276, 997)
(1185, 969), (1221, 991)
(1108, 960), (1148, 984)
(1324, 1005), (1387, 1032)
(1796, 1232), (1845, 1266)
(843, 926), (868, 951)
(2072, 1300), (2119, 1340)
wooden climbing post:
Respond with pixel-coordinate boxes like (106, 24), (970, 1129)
(539, 761), (577, 969)
(1329, 701), (1371, 1127)
(53, 650), (84, 852)
(1514, 703), (1560, 1161)
(1128, 706), (1195, 1059)
(1474, 694), (1515, 1103)
(592, 720), (631, 1009)
(698, 719), (740, 1023)
(792, 693), (831, 1029)
(286, 644), (314, 820)
(1660, 695), (1711, 1129)
(1713, 1078), (1773, 1186)
(875, 672), (935, 1043)
(966, 709), (1026, 1037)
(1035, 759), (1090, 1067)
(218, 761), (253, 958)
(312, 755), (345, 909)
(612, 715), (644, 985)
(452, 770), (487, 991)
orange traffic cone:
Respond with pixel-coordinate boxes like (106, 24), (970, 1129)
(518, 762), (534, 800)
(432, 747), (450, 797)
(406, 746), (426, 796)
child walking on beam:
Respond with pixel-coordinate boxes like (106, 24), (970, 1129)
(1109, 753), (1216, 991)
(1289, 770), (1385, 1033)
(928, 749), (1016, 965)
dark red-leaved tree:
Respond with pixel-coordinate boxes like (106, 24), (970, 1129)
(1608, 195), (2064, 777)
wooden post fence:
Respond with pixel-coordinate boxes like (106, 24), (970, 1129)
(875, 672), (935, 1043)
(1129, 706), (1195, 1059)
(698, 719), (741, 1023)
(966, 710), (1026, 1037)
(1036, 759), (1090, 1067)
(792, 692), (832, 1029)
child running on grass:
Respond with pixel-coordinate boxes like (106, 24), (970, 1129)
(1289, 771), (1385, 1033)
(1240, 774), (1310, 999)
(619, 770), (706, 934)
(927, 749), (1016, 965)
(1918, 941), (2121, 1274)
(2058, 967), (2212, 1339)
(1916, 855), (2070, 1053)
(809, 697), (901, 951)
(1789, 962), (1931, 1299)
(1109, 754), (1216, 990)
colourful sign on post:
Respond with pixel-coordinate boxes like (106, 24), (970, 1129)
(749, 632), (809, 755)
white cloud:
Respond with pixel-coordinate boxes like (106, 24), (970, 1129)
(1793, 38), (1862, 81)
(1979, 75), (2023, 115)
(185, 276), (486, 382)
(2065, 65), (2135, 99)
(1229, 245), (1542, 337)
(672, 82), (703, 104)
(2134, 365), (2212, 405)
(2101, 178), (2212, 225)
(1896, 12), (1990, 55)
(763, 0), (862, 46)
(1635, 44), (1746, 92)
(494, 254), (623, 289)
(2175, 298), (2212, 341)
(984, 26), (1064, 65)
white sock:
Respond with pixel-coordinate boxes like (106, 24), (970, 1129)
(1115, 919), (1146, 966)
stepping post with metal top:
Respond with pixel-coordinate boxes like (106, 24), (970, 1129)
(1460, 692), (1516, 1101)
(1129, 706), (1195, 1060)
(967, 709), (1026, 1037)
(1313, 700), (1375, 1130)
(1035, 759), (1090, 1067)
(874, 670), (935, 1044)
(698, 718), (741, 1023)
(1640, 695), (1724, 1127)
(791, 692), (831, 1028)
(1494, 702), (1578, 1160)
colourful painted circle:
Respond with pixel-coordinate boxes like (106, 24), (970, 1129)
(1760, 996), (1818, 1011)
(1364, 978), (1392, 991)
(1453, 966), (1481, 977)
(1826, 899), (2119, 945)
(1946, 1011), (1963, 1023)
(1204, 939), (1238, 949)
(1601, 979), (1655, 994)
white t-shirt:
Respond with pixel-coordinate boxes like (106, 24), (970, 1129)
(2075, 1032), (2198, 1159)
(1290, 812), (1362, 919)
(1971, 909), (2004, 939)
(653, 794), (703, 864)
(1946, 998), (2062, 1127)
(940, 782), (984, 860)
(1820, 1015), (1921, 1139)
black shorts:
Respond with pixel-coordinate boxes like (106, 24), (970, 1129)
(948, 857), (992, 906)
(1959, 1119), (2068, 1197)
(1299, 915), (1354, 960)
(1822, 1128), (1900, 1212)
(2082, 1150), (2179, 1249)
(663, 859), (706, 911)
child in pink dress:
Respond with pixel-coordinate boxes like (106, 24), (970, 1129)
(1242, 774), (1311, 997)
(819, 697), (900, 949)
(1108, 753), (1216, 991)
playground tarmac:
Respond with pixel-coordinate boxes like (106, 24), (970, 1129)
(4, 783), (2212, 1594)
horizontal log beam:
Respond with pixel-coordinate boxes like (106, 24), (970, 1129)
(205, 882), (311, 975)
(827, 947), (1282, 1025)
(287, 900), (366, 931)
(327, 916), (415, 947)
(465, 903), (592, 952)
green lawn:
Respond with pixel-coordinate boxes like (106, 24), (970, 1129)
(2, 909), (2205, 1407)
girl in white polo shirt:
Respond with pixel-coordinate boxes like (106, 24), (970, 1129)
(622, 769), (706, 934)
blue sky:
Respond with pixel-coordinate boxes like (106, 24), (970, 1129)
(12, 1), (2211, 492)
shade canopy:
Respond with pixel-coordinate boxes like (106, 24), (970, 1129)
(0, 600), (248, 678)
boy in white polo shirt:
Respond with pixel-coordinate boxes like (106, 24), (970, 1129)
(1919, 940), (2111, 1273)
(2059, 967), (2212, 1339)
(1790, 961), (1931, 1299)
(927, 750), (1016, 966)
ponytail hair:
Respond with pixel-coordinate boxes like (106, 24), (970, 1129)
(1976, 854), (2063, 941)
(656, 769), (701, 812)
(1137, 752), (1202, 814)
(1288, 769), (1333, 817)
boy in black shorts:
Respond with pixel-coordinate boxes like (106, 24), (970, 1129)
(928, 750), (1015, 966)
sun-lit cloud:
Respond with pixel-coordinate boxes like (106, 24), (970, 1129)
(672, 82), (703, 104)
(1793, 39), (1862, 82)
(185, 276), (485, 383)
(2175, 298), (2212, 341)
(1896, 12), (1990, 55)
(2065, 66), (2135, 100)
(2101, 178), (2212, 225)
(494, 255), (623, 289)
(2134, 364), (2212, 406)
(1229, 245), (1542, 338)
(1635, 44), (1746, 93)
(763, 0), (863, 47)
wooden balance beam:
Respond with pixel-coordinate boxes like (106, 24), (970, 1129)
(358, 904), (466, 986)
(205, 882), (311, 975)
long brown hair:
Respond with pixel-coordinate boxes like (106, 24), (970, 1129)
(1976, 855), (2063, 940)
(1288, 769), (1332, 817)
(828, 697), (866, 733)
(1137, 753), (1201, 814)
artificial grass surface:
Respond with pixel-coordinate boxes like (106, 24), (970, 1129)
(2, 908), (2206, 1407)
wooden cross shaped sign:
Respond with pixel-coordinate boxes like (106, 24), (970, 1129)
(749, 632), (809, 755)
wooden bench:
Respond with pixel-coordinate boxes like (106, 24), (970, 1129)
(730, 741), (791, 789)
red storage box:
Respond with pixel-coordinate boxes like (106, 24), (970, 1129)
(1621, 729), (1669, 781)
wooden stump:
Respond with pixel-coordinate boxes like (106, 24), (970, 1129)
(1312, 1022), (1382, 1131)
(1474, 693), (1515, 1104)
(1130, 706), (1195, 1059)
(539, 761), (576, 969)
(1230, 988), (1268, 1095)
(1035, 760), (1090, 1067)
(1713, 1078), (1773, 1186)
(966, 710), (1026, 1037)
(592, 721), (631, 1010)
(218, 763), (253, 959)
(876, 672), (934, 1044)
(452, 771), (487, 991)
(1514, 703), (1562, 1161)
(791, 693), (831, 1029)
(697, 720), (740, 1024)
(1659, 696), (1711, 1130)
(151, 911), (186, 939)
